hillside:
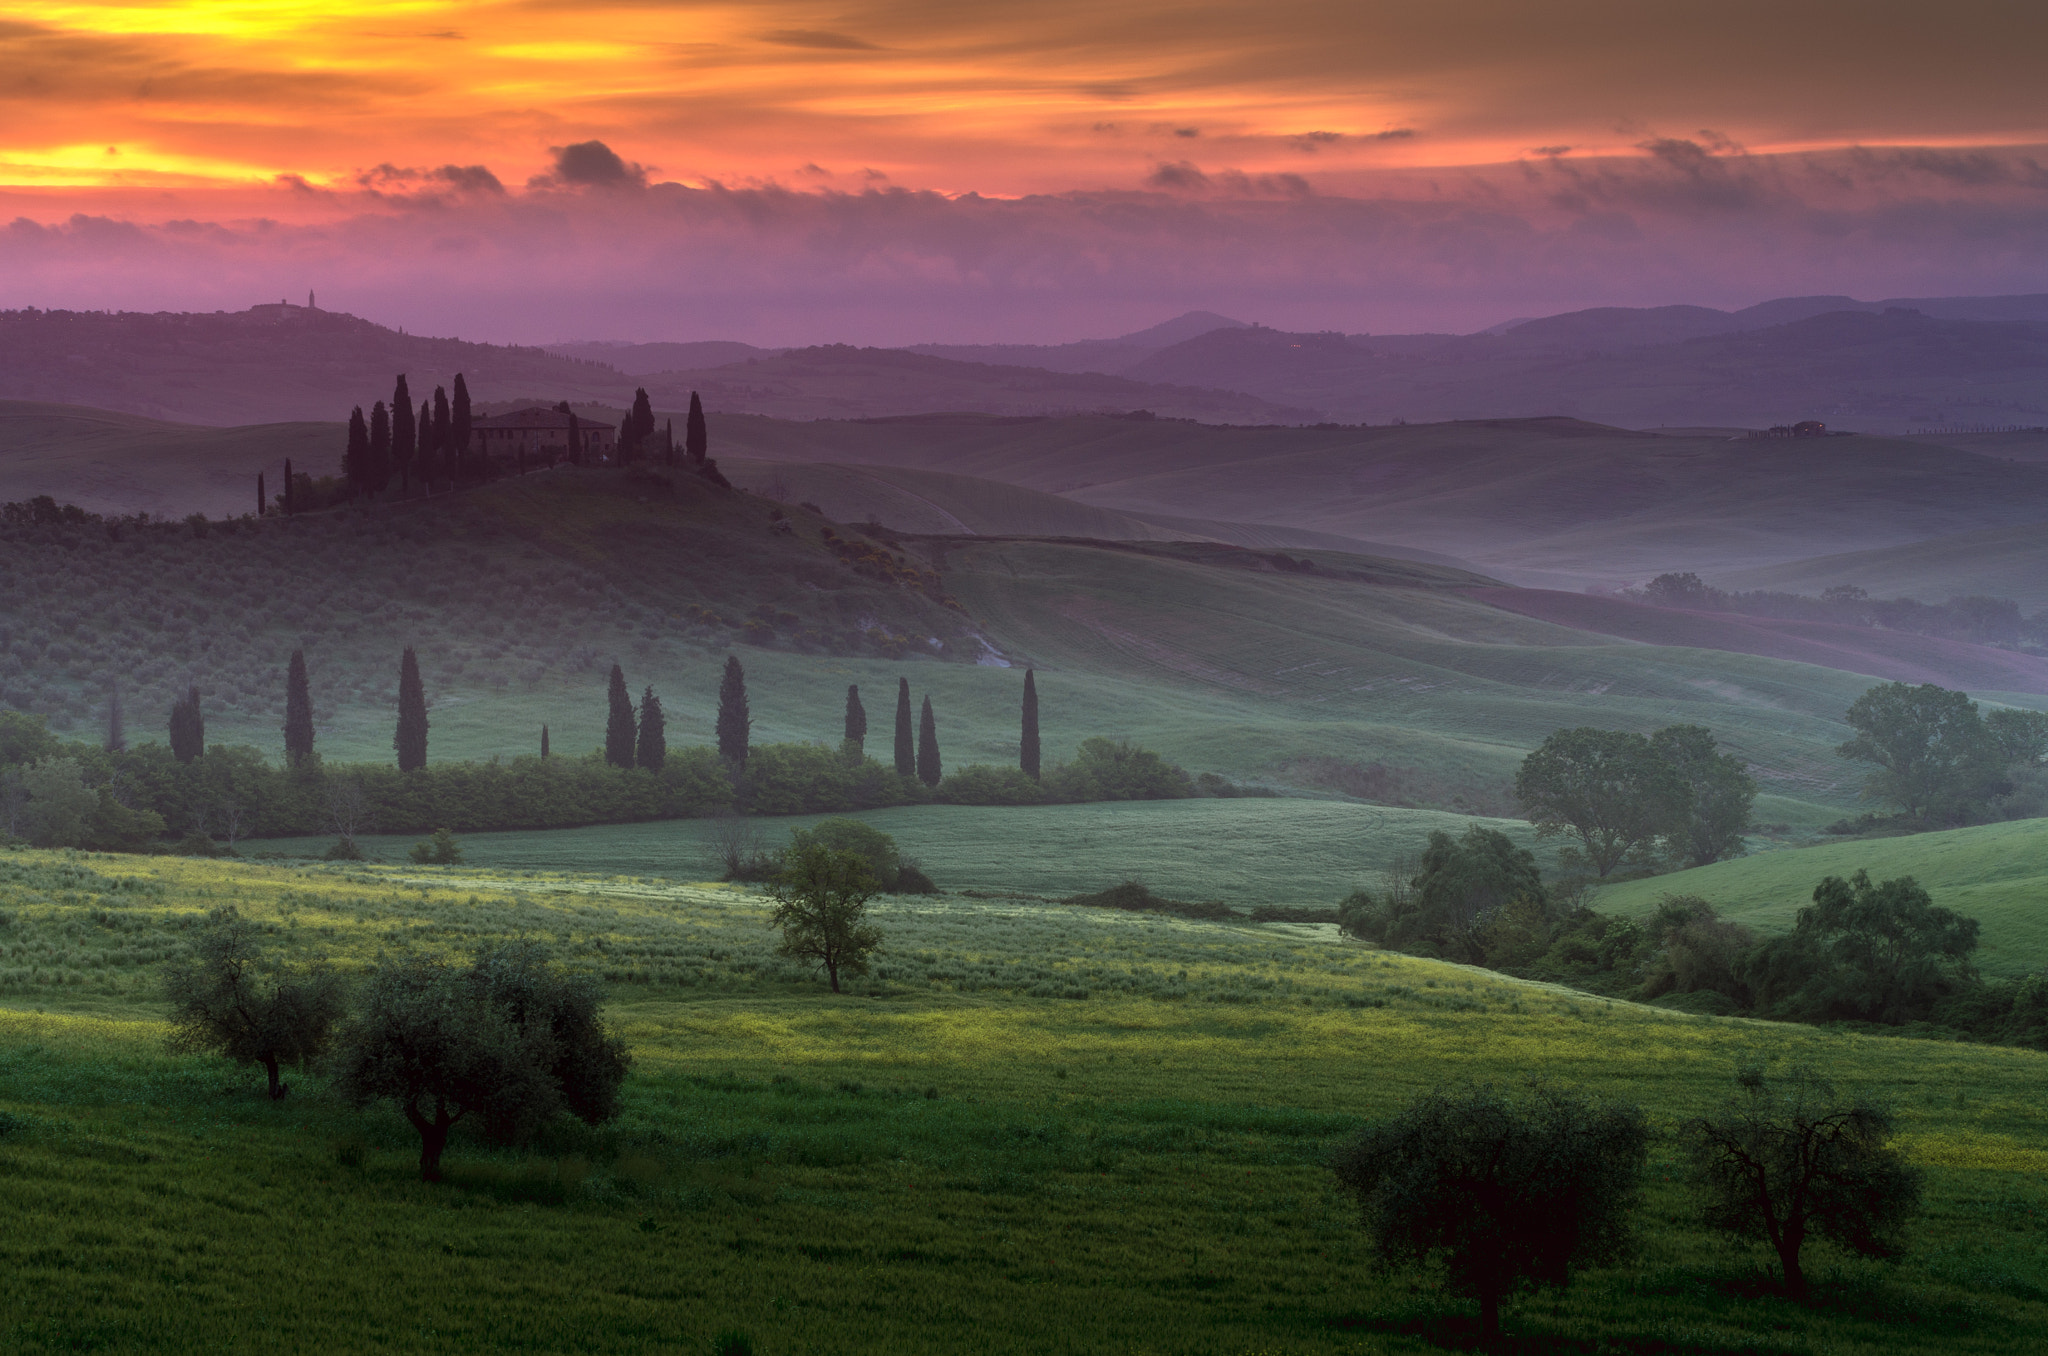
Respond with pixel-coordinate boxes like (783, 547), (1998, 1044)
(1592, 820), (2048, 978)
(1716, 521), (2048, 613)
(711, 413), (2048, 588)
(629, 345), (1312, 423)
(0, 401), (333, 521)
(1473, 588), (2048, 695)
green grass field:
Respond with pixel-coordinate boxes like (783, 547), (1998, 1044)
(2, 849), (2045, 1353)
(1592, 819), (2048, 977)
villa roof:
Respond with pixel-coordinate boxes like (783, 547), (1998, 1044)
(471, 406), (615, 431)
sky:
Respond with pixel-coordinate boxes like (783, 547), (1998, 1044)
(5, 1), (2048, 343)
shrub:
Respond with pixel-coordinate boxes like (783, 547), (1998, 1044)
(789, 816), (900, 888)
(893, 857), (939, 895)
(1062, 880), (1235, 921)
(408, 827), (463, 864)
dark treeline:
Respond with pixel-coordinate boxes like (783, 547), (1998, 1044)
(1629, 572), (2048, 651)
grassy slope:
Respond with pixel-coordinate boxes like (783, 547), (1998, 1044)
(1717, 522), (2048, 614)
(2, 850), (2044, 1354)
(241, 799), (1554, 907)
(1592, 819), (2048, 977)
(710, 413), (2048, 589)
(0, 400), (337, 521)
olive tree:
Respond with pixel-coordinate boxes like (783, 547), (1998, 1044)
(331, 944), (630, 1180)
(1332, 1083), (1649, 1341)
(163, 907), (346, 1099)
(1682, 1064), (1921, 1298)
(769, 843), (884, 993)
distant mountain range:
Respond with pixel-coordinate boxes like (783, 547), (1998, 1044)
(7, 292), (2048, 430)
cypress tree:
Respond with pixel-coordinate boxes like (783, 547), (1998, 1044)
(432, 386), (451, 486)
(283, 649), (314, 764)
(419, 396), (438, 487)
(392, 375), (415, 491)
(368, 400), (392, 493)
(256, 471), (265, 517)
(844, 684), (867, 756)
(540, 724), (550, 758)
(917, 696), (941, 788)
(893, 677), (914, 777)
(686, 391), (707, 463)
(1020, 668), (1040, 780)
(169, 685), (205, 764)
(283, 457), (295, 515)
(344, 406), (368, 493)
(623, 387), (653, 464)
(451, 374), (472, 480)
(636, 686), (666, 770)
(664, 418), (675, 466)
(104, 683), (126, 754)
(604, 664), (636, 768)
(717, 656), (751, 769)
(395, 646), (428, 771)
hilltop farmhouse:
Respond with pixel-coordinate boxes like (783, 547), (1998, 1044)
(471, 406), (616, 462)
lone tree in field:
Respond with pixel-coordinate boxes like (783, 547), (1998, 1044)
(168, 684), (205, 764)
(917, 695), (942, 787)
(282, 649), (315, 765)
(163, 907), (347, 1100)
(1333, 1083), (1649, 1342)
(1020, 668), (1040, 780)
(843, 684), (867, 757)
(1650, 724), (1757, 866)
(1682, 1064), (1922, 1298)
(1514, 727), (1683, 877)
(636, 686), (666, 771)
(1837, 681), (2006, 821)
(395, 646), (429, 771)
(604, 664), (636, 768)
(769, 843), (884, 993)
(685, 390), (707, 463)
(893, 678), (914, 777)
(331, 944), (630, 1181)
(717, 656), (751, 770)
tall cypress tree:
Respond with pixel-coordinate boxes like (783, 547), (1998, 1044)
(368, 400), (392, 493)
(843, 684), (867, 756)
(917, 696), (941, 788)
(432, 386), (452, 486)
(636, 687), (666, 770)
(391, 375), (415, 491)
(344, 406), (368, 493)
(419, 396), (438, 487)
(283, 649), (314, 764)
(395, 646), (428, 771)
(169, 684), (204, 764)
(451, 373), (473, 480)
(604, 664), (636, 768)
(1020, 668), (1041, 780)
(104, 683), (125, 754)
(622, 388), (653, 464)
(540, 724), (550, 758)
(256, 471), (265, 517)
(717, 656), (751, 769)
(664, 418), (675, 466)
(686, 391), (707, 463)
(893, 678), (914, 777)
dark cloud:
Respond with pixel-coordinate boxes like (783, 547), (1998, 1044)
(761, 30), (877, 50)
(355, 163), (504, 195)
(1146, 160), (1209, 190)
(1290, 131), (1342, 152)
(530, 141), (647, 190)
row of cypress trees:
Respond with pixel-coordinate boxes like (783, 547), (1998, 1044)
(340, 374), (474, 497)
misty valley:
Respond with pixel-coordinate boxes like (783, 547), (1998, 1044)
(2, 299), (2046, 1356)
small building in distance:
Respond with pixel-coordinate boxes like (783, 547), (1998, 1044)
(470, 406), (616, 463)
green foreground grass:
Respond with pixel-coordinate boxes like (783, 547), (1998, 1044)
(3, 849), (2046, 1354)
(1593, 818), (2048, 978)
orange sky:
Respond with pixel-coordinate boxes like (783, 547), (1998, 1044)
(6, 3), (2048, 343)
(7, 1), (2047, 198)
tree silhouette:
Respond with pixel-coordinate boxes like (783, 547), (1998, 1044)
(367, 399), (392, 493)
(451, 374), (473, 480)
(282, 649), (315, 764)
(395, 646), (429, 771)
(717, 656), (752, 769)
(893, 678), (914, 777)
(169, 685), (204, 764)
(604, 664), (636, 768)
(1020, 668), (1040, 780)
(164, 907), (347, 1100)
(917, 695), (941, 787)
(686, 391), (707, 463)
(636, 686), (666, 771)
(344, 406), (368, 493)
(843, 684), (866, 756)
(391, 374), (415, 491)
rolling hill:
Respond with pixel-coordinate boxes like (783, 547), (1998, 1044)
(1716, 521), (2048, 613)
(1592, 819), (2048, 978)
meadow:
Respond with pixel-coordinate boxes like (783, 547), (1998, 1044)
(1592, 819), (2048, 978)
(3, 848), (2046, 1354)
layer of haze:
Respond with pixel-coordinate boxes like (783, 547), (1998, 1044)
(5, 2), (2048, 342)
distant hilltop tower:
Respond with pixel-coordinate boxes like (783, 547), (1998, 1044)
(308, 290), (316, 310)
